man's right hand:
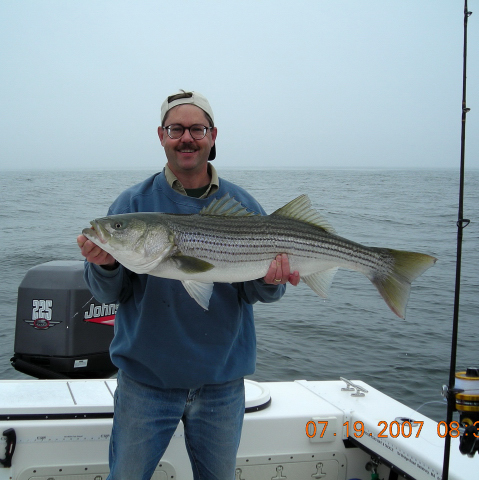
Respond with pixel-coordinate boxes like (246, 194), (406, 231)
(77, 234), (117, 268)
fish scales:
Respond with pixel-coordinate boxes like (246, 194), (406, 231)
(166, 214), (391, 275)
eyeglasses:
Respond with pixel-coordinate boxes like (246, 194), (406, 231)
(164, 124), (212, 140)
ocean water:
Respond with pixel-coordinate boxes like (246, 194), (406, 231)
(1, 168), (478, 422)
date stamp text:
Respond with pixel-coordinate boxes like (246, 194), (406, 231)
(305, 420), (479, 439)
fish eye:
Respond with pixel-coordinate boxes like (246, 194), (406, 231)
(113, 222), (123, 229)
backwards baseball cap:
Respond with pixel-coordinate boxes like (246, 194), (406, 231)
(161, 90), (216, 160)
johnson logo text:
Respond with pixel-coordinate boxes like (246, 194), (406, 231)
(84, 303), (118, 326)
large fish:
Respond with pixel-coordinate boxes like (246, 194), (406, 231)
(82, 194), (436, 318)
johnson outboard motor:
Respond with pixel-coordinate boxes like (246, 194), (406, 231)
(12, 261), (118, 379)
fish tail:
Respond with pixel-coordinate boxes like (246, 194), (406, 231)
(371, 250), (437, 319)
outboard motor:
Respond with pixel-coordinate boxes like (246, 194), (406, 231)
(12, 261), (118, 379)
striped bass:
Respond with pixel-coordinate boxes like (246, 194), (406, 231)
(82, 194), (437, 318)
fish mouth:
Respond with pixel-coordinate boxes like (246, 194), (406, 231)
(82, 220), (110, 244)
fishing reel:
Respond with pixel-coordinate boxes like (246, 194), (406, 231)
(444, 368), (479, 457)
(458, 423), (479, 457)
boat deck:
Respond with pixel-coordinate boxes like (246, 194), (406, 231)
(0, 378), (474, 479)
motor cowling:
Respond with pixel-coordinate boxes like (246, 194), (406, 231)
(12, 261), (118, 379)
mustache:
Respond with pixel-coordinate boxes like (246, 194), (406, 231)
(176, 142), (198, 151)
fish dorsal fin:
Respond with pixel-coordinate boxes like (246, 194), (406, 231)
(200, 194), (258, 217)
(271, 195), (336, 234)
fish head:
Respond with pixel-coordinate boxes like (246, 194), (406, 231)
(82, 213), (174, 273)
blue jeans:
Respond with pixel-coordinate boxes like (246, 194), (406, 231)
(107, 370), (245, 480)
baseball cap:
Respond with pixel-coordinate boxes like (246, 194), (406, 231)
(161, 90), (216, 160)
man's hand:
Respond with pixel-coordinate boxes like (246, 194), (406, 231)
(263, 253), (300, 286)
(77, 234), (117, 268)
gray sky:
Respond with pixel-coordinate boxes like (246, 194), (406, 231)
(1, 0), (477, 170)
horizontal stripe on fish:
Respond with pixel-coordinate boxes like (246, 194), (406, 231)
(169, 215), (391, 272)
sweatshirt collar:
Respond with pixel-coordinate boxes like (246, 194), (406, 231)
(164, 163), (219, 198)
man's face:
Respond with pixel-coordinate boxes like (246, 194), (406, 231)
(158, 104), (217, 176)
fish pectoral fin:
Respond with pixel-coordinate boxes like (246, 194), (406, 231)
(182, 280), (214, 310)
(302, 268), (338, 298)
(172, 254), (215, 273)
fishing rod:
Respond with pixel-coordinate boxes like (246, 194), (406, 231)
(441, 1), (474, 479)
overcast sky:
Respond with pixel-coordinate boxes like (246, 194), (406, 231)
(1, 0), (477, 170)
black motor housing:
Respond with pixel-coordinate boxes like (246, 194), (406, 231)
(12, 261), (118, 379)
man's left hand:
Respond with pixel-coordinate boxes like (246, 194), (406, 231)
(263, 254), (300, 286)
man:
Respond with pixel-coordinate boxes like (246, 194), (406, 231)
(77, 90), (299, 480)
